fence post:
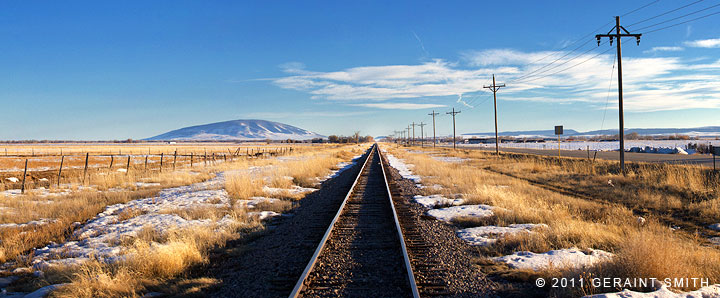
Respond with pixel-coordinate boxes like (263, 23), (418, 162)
(144, 155), (148, 170)
(204, 152), (207, 166)
(160, 153), (164, 172)
(587, 145), (590, 160)
(126, 156), (131, 175)
(173, 150), (177, 171)
(21, 159), (28, 194)
(58, 155), (64, 187)
(190, 152), (194, 167)
(109, 155), (114, 169)
(82, 153), (89, 185)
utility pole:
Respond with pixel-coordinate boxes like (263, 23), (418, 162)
(411, 122), (417, 146)
(428, 110), (439, 147)
(446, 108), (461, 150)
(406, 125), (412, 146)
(484, 74), (505, 155)
(596, 16), (641, 174)
(394, 130), (403, 144)
(419, 122), (426, 147)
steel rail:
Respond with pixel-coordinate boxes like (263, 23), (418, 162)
(287, 144), (375, 298)
(377, 146), (421, 298)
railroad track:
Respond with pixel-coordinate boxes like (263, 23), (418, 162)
(289, 144), (447, 297)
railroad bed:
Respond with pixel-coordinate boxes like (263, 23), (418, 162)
(290, 145), (421, 297)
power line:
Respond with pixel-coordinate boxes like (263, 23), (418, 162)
(513, 40), (610, 84)
(626, 0), (704, 27)
(510, 39), (597, 83)
(600, 51), (618, 132)
(515, 46), (613, 84)
(632, 2), (720, 32)
(506, 1), (659, 84)
(644, 9), (720, 34)
(622, 0), (661, 17)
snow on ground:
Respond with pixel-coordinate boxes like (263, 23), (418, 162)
(4, 177), (19, 183)
(430, 156), (469, 163)
(263, 185), (317, 196)
(28, 174), (237, 269)
(459, 140), (717, 153)
(249, 211), (280, 220)
(236, 196), (279, 209)
(0, 185), (93, 198)
(323, 155), (362, 181)
(0, 219), (57, 230)
(413, 195), (464, 209)
(457, 224), (548, 246)
(135, 182), (161, 188)
(426, 204), (495, 222)
(584, 285), (720, 298)
(384, 153), (421, 183)
(494, 247), (613, 271)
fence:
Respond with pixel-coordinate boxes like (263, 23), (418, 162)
(1, 147), (294, 194)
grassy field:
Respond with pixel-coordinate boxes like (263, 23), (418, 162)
(384, 145), (720, 297)
(0, 142), (366, 297)
(0, 143), (309, 191)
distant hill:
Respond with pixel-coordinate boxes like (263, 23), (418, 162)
(146, 119), (325, 141)
(463, 126), (720, 138)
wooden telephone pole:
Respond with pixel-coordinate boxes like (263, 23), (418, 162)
(406, 125), (412, 146)
(428, 110), (439, 147)
(484, 74), (505, 155)
(446, 108), (461, 150)
(596, 16), (641, 174)
(419, 122), (426, 147)
(411, 122), (417, 146)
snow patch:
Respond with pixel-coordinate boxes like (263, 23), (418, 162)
(494, 247), (613, 271)
(708, 223), (720, 231)
(431, 156), (469, 163)
(457, 224), (548, 246)
(0, 219), (56, 230)
(263, 185), (317, 196)
(413, 195), (464, 209)
(426, 204), (494, 222)
(4, 177), (19, 183)
(583, 284), (720, 298)
(384, 153), (421, 182)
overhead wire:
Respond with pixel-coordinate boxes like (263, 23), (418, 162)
(600, 51), (618, 132)
(632, 2), (720, 31)
(644, 9), (720, 34)
(626, 0), (705, 28)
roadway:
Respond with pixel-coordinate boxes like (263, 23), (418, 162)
(443, 144), (718, 168)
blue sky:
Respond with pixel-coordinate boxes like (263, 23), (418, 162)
(2, 0), (720, 140)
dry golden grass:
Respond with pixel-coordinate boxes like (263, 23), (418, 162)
(386, 145), (720, 294)
(2, 143), (366, 296)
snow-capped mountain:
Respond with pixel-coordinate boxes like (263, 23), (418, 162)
(145, 119), (325, 141)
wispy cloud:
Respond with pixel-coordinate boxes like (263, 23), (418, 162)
(351, 103), (446, 110)
(643, 46), (684, 53)
(684, 38), (720, 48)
(273, 48), (720, 112)
(242, 110), (372, 119)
